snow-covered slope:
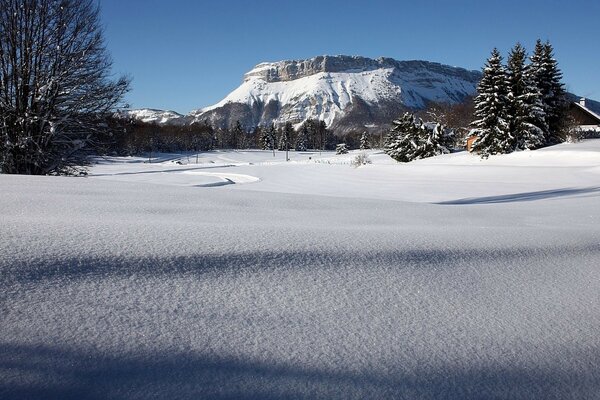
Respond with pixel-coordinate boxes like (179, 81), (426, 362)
(190, 55), (481, 132)
(118, 108), (184, 125)
(2, 140), (600, 399)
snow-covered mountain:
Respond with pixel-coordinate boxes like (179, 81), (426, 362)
(122, 55), (600, 133)
(118, 108), (184, 125)
(189, 55), (481, 132)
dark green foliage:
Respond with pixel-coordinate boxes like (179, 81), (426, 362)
(295, 124), (309, 151)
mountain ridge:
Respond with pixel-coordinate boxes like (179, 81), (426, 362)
(121, 55), (600, 133)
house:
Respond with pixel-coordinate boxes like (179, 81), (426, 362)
(466, 134), (478, 152)
(569, 98), (600, 134)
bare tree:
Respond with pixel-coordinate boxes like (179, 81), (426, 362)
(0, 0), (130, 174)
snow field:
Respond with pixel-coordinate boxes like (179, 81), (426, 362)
(1, 140), (600, 399)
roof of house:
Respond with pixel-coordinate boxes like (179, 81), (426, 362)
(572, 101), (600, 124)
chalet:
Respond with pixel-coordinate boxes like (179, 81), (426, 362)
(569, 98), (600, 133)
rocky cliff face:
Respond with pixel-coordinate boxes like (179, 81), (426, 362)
(186, 55), (482, 133)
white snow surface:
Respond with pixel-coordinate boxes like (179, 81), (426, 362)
(2, 140), (600, 399)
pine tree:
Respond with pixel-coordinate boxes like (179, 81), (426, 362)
(384, 113), (422, 162)
(230, 120), (244, 149)
(470, 48), (512, 157)
(385, 113), (453, 163)
(529, 40), (568, 144)
(335, 143), (349, 155)
(295, 124), (309, 151)
(359, 132), (370, 150)
(278, 122), (293, 152)
(506, 43), (546, 150)
(420, 122), (453, 156)
(261, 124), (276, 150)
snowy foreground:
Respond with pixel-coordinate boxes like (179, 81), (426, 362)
(2, 141), (600, 399)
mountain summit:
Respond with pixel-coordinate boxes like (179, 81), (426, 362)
(188, 55), (481, 133)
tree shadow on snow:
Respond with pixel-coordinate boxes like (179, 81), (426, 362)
(3, 245), (599, 285)
(436, 186), (600, 205)
(0, 342), (598, 400)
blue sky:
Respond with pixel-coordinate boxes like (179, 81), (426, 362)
(100, 0), (600, 114)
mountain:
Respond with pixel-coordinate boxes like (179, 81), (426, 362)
(118, 108), (184, 125)
(188, 55), (481, 133)
(122, 55), (600, 134)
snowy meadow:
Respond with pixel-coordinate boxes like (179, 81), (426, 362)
(1, 142), (600, 399)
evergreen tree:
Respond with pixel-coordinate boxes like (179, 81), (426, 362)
(421, 122), (454, 156)
(529, 40), (568, 144)
(359, 131), (370, 150)
(470, 48), (512, 157)
(335, 143), (349, 155)
(317, 120), (327, 150)
(261, 124), (276, 150)
(506, 43), (546, 150)
(230, 120), (244, 149)
(278, 122), (293, 151)
(384, 113), (422, 162)
(385, 113), (452, 162)
(295, 124), (309, 151)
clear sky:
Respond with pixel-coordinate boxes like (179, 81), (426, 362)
(100, 0), (600, 114)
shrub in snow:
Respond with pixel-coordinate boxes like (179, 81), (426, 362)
(336, 143), (349, 154)
(351, 153), (372, 167)
(384, 112), (452, 162)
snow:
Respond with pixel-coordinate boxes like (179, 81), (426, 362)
(2, 140), (600, 399)
(120, 108), (183, 124)
(196, 64), (478, 127)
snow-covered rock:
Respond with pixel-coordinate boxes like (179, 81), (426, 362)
(190, 55), (481, 132)
(118, 108), (185, 125)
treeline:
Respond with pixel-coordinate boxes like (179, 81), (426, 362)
(100, 117), (384, 156)
(384, 39), (577, 162)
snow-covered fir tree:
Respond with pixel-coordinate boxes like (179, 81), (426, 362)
(385, 113), (419, 162)
(384, 113), (452, 162)
(295, 125), (309, 151)
(261, 124), (276, 150)
(336, 143), (349, 154)
(529, 40), (568, 144)
(278, 122), (293, 151)
(421, 122), (454, 156)
(469, 48), (512, 157)
(359, 131), (370, 150)
(506, 43), (546, 150)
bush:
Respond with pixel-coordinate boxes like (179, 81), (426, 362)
(351, 153), (372, 167)
(336, 143), (349, 155)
